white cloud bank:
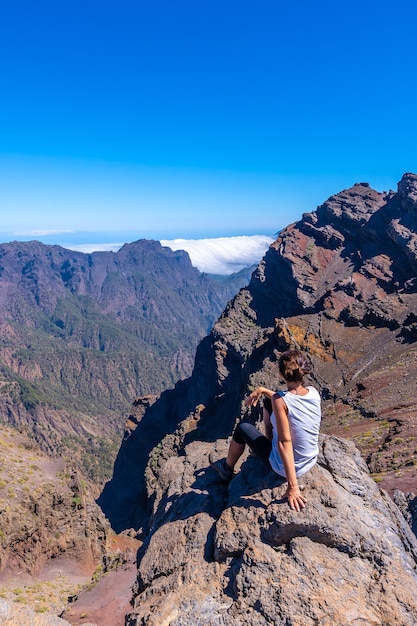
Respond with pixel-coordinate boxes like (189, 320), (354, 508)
(64, 234), (275, 275)
(161, 235), (275, 275)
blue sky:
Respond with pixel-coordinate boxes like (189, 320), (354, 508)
(0, 0), (416, 246)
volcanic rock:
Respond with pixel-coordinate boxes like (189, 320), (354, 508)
(0, 600), (74, 626)
(99, 173), (417, 623)
(126, 435), (417, 625)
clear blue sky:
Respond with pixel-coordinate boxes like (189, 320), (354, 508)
(0, 0), (416, 244)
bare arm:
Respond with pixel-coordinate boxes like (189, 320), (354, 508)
(272, 394), (306, 512)
(244, 386), (274, 408)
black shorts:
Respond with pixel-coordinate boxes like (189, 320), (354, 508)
(232, 422), (272, 469)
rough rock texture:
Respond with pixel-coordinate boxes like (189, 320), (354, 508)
(0, 427), (109, 579)
(0, 424), (130, 622)
(393, 490), (417, 537)
(126, 435), (417, 625)
(0, 600), (74, 626)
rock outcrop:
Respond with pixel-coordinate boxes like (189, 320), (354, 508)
(101, 173), (417, 531)
(98, 173), (417, 623)
(0, 426), (109, 579)
(0, 600), (73, 626)
(126, 435), (417, 625)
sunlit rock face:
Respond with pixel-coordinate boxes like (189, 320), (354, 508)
(101, 173), (417, 624)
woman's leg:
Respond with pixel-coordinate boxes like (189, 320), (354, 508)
(211, 421), (272, 481)
(227, 422), (272, 469)
(226, 438), (246, 468)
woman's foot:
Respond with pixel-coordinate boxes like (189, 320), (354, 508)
(210, 457), (234, 482)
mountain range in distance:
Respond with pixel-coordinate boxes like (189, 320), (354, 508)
(0, 237), (260, 482)
(4, 233), (275, 276)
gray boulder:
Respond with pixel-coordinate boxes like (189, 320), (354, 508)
(126, 435), (417, 626)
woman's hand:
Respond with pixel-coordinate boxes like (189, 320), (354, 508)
(244, 387), (263, 407)
(284, 485), (307, 512)
(245, 386), (273, 407)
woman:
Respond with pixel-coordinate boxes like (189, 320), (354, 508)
(211, 349), (321, 512)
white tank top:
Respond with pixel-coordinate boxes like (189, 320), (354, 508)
(269, 386), (321, 478)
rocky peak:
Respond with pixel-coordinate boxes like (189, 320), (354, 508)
(252, 173), (417, 320)
(101, 173), (417, 530)
(398, 172), (417, 215)
(315, 180), (387, 237)
(126, 435), (417, 625)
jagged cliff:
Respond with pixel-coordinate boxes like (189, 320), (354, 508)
(101, 173), (417, 527)
(99, 173), (417, 624)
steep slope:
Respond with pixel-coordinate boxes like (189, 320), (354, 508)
(0, 424), (134, 620)
(0, 239), (251, 480)
(98, 173), (417, 622)
(100, 173), (417, 531)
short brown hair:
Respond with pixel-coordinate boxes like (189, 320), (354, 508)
(278, 350), (312, 383)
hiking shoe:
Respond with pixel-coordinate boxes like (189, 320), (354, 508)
(210, 457), (234, 482)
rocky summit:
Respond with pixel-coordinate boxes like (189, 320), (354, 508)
(126, 436), (417, 625)
(99, 173), (417, 624)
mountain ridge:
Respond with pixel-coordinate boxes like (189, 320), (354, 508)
(0, 238), (254, 481)
(3, 174), (417, 624)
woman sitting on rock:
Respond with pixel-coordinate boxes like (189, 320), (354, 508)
(211, 349), (321, 512)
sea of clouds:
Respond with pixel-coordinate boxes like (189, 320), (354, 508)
(66, 235), (275, 276)
(160, 235), (274, 275)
